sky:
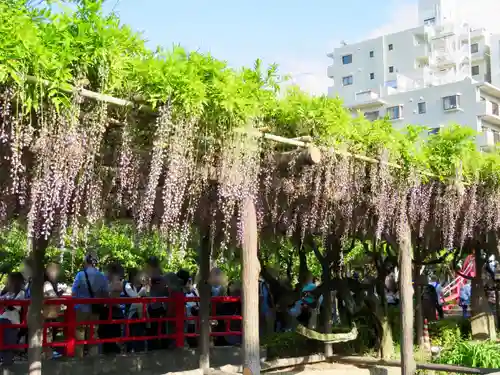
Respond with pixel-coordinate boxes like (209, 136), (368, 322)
(105, 0), (500, 96)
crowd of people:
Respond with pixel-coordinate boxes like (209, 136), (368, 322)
(1, 250), (497, 367)
(0, 252), (336, 366)
(0, 252), (247, 366)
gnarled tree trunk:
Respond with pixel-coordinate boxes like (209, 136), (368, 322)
(471, 248), (496, 341)
(413, 248), (424, 348)
(322, 264), (333, 357)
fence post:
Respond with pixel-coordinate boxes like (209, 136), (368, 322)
(66, 300), (76, 357)
(173, 292), (185, 348)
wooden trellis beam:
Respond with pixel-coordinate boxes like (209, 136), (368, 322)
(23, 74), (439, 179)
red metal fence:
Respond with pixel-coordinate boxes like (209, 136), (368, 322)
(0, 295), (242, 356)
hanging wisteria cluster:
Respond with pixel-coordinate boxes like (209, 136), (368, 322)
(259, 149), (500, 253)
(4, 0), (500, 264)
(0, 87), (265, 252)
(2, 80), (500, 257)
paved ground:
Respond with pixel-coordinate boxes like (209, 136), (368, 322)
(267, 362), (398, 375)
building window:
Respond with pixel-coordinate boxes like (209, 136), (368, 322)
(443, 95), (460, 110)
(370, 72), (375, 80)
(492, 102), (499, 116)
(386, 105), (402, 120)
(494, 130), (500, 144)
(424, 17), (436, 25)
(486, 127), (500, 143)
(369, 50), (374, 58)
(342, 75), (353, 86)
(471, 65), (480, 76)
(388, 44), (393, 51)
(342, 54), (353, 64)
(418, 102), (426, 114)
(364, 111), (379, 121)
(471, 43), (479, 53)
(388, 66), (394, 73)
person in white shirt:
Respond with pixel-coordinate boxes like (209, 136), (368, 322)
(122, 269), (149, 352)
(0, 272), (25, 366)
(42, 262), (63, 359)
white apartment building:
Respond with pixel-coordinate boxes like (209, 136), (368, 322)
(327, 0), (500, 148)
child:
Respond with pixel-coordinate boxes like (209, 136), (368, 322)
(459, 280), (472, 318)
(0, 272), (25, 366)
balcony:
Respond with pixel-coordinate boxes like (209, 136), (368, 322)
(345, 90), (386, 109)
(431, 47), (469, 68)
(414, 43), (430, 59)
(433, 23), (459, 39)
(470, 44), (486, 62)
(380, 74), (423, 95)
(477, 128), (498, 148)
(479, 100), (500, 126)
(414, 24), (435, 38)
(327, 65), (335, 78)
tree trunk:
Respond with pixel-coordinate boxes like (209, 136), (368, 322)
(322, 265), (333, 357)
(495, 287), (500, 330)
(374, 276), (394, 359)
(379, 316), (394, 360)
(413, 248), (424, 348)
(471, 248), (496, 341)
(198, 234), (212, 373)
(398, 220), (416, 375)
(373, 243), (394, 360)
(298, 249), (309, 286)
(241, 198), (260, 375)
(27, 237), (47, 375)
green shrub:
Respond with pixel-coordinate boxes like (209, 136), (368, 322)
(262, 331), (318, 359)
(428, 317), (470, 347)
(435, 341), (500, 368)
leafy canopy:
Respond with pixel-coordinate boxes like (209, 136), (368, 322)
(1, 0), (500, 183)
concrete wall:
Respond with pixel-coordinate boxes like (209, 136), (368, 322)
(491, 34), (500, 88)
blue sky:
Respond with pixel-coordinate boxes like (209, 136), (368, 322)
(103, 0), (494, 94)
(105, 0), (398, 65)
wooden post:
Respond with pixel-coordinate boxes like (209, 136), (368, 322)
(27, 236), (48, 375)
(198, 234), (212, 373)
(241, 197), (260, 375)
(398, 219), (416, 375)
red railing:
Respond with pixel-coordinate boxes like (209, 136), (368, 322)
(0, 295), (242, 356)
